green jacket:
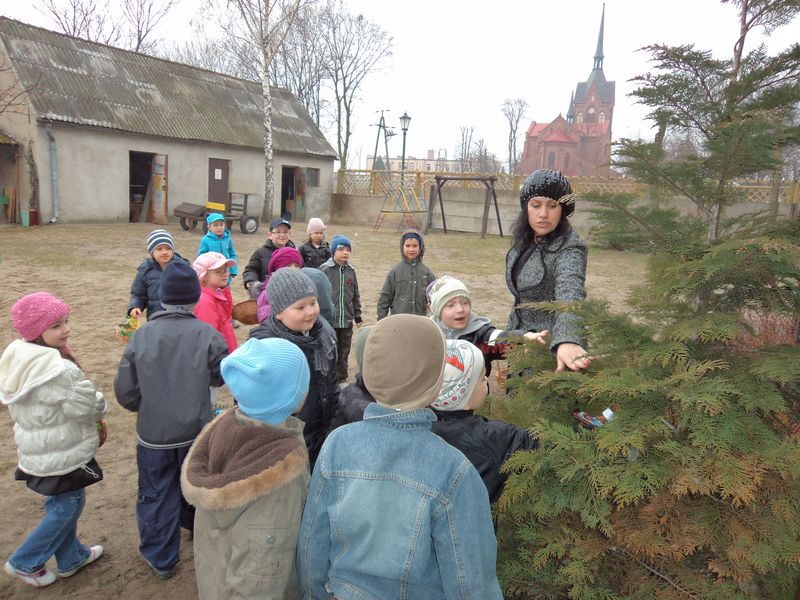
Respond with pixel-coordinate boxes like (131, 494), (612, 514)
(182, 411), (309, 600)
(377, 258), (435, 320)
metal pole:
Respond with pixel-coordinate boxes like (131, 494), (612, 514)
(401, 129), (407, 185)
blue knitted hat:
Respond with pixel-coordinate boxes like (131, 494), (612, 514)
(221, 338), (310, 425)
(331, 234), (351, 252)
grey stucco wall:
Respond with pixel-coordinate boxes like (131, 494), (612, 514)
(332, 186), (793, 237)
(29, 125), (333, 224)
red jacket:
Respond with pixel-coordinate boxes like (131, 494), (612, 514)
(195, 286), (238, 353)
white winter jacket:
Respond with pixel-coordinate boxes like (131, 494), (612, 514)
(0, 340), (107, 477)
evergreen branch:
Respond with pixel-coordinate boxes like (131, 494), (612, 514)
(610, 547), (700, 599)
(594, 196), (671, 245)
(624, 144), (712, 217)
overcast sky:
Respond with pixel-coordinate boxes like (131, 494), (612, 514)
(3, 0), (798, 168)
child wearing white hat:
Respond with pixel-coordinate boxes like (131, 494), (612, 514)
(428, 275), (547, 375)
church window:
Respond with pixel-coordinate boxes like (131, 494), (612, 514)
(599, 112), (605, 123)
(564, 153), (570, 171)
(547, 152), (555, 168)
(577, 112), (583, 123)
(586, 107), (597, 123)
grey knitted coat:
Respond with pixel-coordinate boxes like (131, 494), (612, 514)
(505, 228), (587, 352)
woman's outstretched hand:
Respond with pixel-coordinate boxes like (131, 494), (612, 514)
(523, 330), (548, 345)
(555, 343), (594, 372)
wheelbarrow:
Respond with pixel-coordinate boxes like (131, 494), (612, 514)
(174, 192), (260, 234)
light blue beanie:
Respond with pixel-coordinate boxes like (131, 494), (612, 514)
(331, 234), (351, 252)
(221, 338), (310, 425)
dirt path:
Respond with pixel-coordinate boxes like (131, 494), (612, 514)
(0, 220), (644, 598)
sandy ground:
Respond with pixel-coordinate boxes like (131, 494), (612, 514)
(0, 219), (644, 598)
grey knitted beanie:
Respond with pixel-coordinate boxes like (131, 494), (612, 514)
(267, 268), (317, 316)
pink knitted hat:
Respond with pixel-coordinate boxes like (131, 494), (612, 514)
(268, 247), (303, 274)
(11, 292), (71, 341)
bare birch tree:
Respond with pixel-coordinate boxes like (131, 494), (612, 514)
(221, 0), (311, 222)
(501, 98), (528, 174)
(318, 0), (392, 169)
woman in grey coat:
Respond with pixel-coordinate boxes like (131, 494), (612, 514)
(505, 169), (593, 372)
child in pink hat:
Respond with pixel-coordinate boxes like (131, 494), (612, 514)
(1, 292), (106, 588)
(193, 252), (238, 353)
(256, 246), (304, 323)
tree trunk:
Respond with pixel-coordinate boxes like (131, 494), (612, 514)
(261, 70), (274, 223)
(707, 201), (721, 243)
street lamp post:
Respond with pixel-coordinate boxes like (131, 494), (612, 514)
(399, 112), (411, 184)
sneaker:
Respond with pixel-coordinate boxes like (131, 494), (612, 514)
(58, 545), (103, 578)
(146, 560), (176, 580)
(4, 561), (57, 587)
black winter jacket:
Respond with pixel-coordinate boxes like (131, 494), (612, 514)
(127, 253), (190, 317)
(327, 373), (374, 432)
(457, 323), (529, 376)
(242, 240), (297, 289)
(431, 410), (538, 503)
(249, 316), (339, 466)
(299, 240), (331, 269)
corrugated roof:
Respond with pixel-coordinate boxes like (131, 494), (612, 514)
(0, 17), (337, 158)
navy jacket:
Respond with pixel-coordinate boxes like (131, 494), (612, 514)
(127, 253), (190, 317)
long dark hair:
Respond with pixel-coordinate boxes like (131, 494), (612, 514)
(510, 207), (572, 252)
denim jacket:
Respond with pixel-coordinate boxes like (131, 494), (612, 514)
(297, 403), (502, 600)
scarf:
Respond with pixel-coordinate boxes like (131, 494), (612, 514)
(432, 311), (492, 339)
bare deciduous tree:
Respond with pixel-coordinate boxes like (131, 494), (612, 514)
(225, 0), (311, 222)
(318, 0), (392, 169)
(36, 0), (176, 52)
(501, 98), (528, 174)
(122, 0), (177, 53)
(456, 126), (474, 172)
(0, 58), (36, 116)
(160, 16), (261, 81)
(36, 0), (123, 45)
(271, 4), (329, 127)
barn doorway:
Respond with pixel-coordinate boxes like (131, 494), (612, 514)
(129, 151), (154, 222)
(280, 166), (305, 222)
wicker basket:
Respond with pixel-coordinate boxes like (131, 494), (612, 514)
(233, 299), (259, 325)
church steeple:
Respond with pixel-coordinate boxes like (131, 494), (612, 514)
(566, 90), (575, 123)
(593, 4), (605, 71)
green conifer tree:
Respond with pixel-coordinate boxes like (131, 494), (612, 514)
(608, 0), (800, 244)
(495, 3), (800, 597)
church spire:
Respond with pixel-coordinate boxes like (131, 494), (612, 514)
(567, 90), (575, 123)
(593, 3), (605, 71)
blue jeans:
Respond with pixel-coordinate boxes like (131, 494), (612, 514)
(9, 489), (89, 574)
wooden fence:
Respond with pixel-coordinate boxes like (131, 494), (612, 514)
(336, 170), (800, 205)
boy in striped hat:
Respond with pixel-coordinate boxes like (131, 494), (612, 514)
(127, 229), (190, 319)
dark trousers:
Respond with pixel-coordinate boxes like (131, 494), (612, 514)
(334, 325), (354, 383)
(136, 444), (194, 571)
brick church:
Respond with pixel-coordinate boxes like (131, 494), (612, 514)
(517, 6), (617, 177)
